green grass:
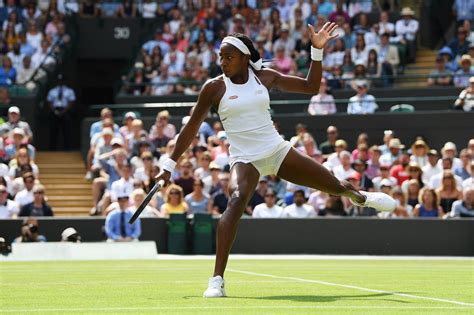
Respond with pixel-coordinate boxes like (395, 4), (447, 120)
(1, 259), (473, 314)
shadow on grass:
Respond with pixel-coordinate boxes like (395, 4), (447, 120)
(184, 292), (411, 303)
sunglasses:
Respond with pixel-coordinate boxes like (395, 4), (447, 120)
(34, 191), (44, 194)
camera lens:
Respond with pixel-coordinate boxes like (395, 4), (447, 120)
(28, 224), (38, 233)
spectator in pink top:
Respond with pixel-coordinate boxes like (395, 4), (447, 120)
(272, 45), (296, 75)
(308, 78), (336, 115)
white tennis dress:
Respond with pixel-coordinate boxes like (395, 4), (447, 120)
(217, 68), (291, 175)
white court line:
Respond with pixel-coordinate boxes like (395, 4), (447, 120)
(228, 268), (474, 307)
(1, 305), (473, 313)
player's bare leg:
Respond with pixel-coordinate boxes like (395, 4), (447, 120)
(204, 162), (259, 298)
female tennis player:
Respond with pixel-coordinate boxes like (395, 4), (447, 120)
(156, 22), (396, 298)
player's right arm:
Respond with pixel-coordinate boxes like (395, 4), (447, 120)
(156, 79), (224, 185)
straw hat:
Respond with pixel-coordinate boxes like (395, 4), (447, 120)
(401, 7), (415, 16)
(389, 138), (405, 149)
(411, 139), (429, 153)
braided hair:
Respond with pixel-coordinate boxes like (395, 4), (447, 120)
(229, 33), (262, 66)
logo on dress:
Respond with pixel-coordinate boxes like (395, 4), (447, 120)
(229, 95), (238, 100)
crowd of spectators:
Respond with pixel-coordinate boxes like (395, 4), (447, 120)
(0, 0), (72, 91)
(123, 0), (421, 96)
(0, 105), (54, 219)
(85, 106), (474, 222)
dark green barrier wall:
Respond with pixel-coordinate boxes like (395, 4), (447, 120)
(1, 218), (473, 256)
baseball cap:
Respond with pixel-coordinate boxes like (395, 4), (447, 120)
(12, 128), (25, 136)
(427, 149), (439, 156)
(259, 176), (268, 182)
(380, 178), (393, 187)
(8, 106), (20, 114)
(61, 227), (78, 241)
(469, 76), (474, 84)
(209, 162), (221, 170)
(102, 127), (114, 136)
(124, 111), (137, 120)
(111, 137), (124, 146)
(217, 131), (227, 140)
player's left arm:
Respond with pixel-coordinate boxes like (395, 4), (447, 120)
(263, 22), (338, 95)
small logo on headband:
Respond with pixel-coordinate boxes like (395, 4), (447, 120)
(229, 95), (238, 100)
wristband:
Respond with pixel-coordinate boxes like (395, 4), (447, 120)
(162, 158), (176, 173)
(311, 46), (323, 61)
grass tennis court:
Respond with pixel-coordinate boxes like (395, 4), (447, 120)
(1, 258), (473, 314)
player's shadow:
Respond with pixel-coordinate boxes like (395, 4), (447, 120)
(245, 292), (411, 304)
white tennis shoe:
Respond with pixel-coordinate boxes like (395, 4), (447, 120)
(203, 275), (226, 298)
(352, 191), (397, 212)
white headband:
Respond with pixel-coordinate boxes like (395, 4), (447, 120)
(221, 36), (262, 71)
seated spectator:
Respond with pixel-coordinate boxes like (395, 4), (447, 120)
(430, 157), (464, 189)
(19, 184), (53, 217)
(174, 159), (194, 196)
(427, 56), (453, 86)
(352, 159), (374, 191)
(413, 188), (443, 217)
(109, 163), (134, 204)
(366, 49), (382, 85)
(438, 46), (458, 72)
(448, 27), (471, 58)
(410, 139), (429, 167)
(392, 187), (413, 216)
(380, 138), (404, 166)
(185, 178), (210, 214)
(449, 188), (474, 218)
(125, 119), (147, 154)
(319, 194), (346, 216)
(297, 133), (319, 157)
(422, 149), (442, 184)
(406, 179), (421, 208)
(351, 133), (369, 161)
(0, 106), (33, 144)
(133, 151), (155, 183)
(454, 76), (474, 111)
(203, 162), (222, 196)
(4, 128), (35, 160)
(372, 164), (398, 191)
(378, 11), (395, 36)
(462, 162), (474, 190)
(194, 151), (212, 181)
(366, 145), (382, 178)
(152, 64), (177, 96)
(0, 56), (16, 86)
(455, 149), (472, 180)
(390, 150), (411, 185)
(333, 150), (355, 180)
(441, 142), (464, 169)
(89, 108), (119, 139)
(378, 33), (399, 82)
(130, 188), (161, 218)
(395, 7), (418, 63)
(282, 189), (316, 218)
(454, 55), (473, 88)
(324, 139), (348, 170)
(160, 184), (188, 215)
(13, 217), (46, 243)
(119, 112), (137, 139)
(209, 172), (230, 215)
(252, 188), (284, 218)
(307, 78), (336, 115)
(126, 67), (151, 96)
(150, 110), (176, 140)
(319, 126), (338, 156)
(247, 177), (269, 215)
(31, 40), (56, 69)
(345, 172), (378, 216)
(0, 184), (18, 218)
(9, 148), (39, 179)
(105, 192), (141, 242)
(437, 170), (463, 215)
(79, 0), (99, 17)
(272, 45), (297, 75)
(16, 55), (45, 87)
(347, 81), (378, 114)
(401, 162), (425, 193)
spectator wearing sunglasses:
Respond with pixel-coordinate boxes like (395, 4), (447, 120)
(252, 188), (284, 218)
(160, 184), (188, 215)
(19, 184), (53, 217)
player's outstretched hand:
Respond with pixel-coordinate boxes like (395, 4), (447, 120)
(308, 22), (339, 49)
(155, 171), (171, 187)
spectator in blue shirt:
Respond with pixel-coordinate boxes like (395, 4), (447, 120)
(449, 188), (474, 217)
(0, 56), (16, 86)
(142, 29), (170, 56)
(105, 192), (141, 241)
(448, 27), (471, 58)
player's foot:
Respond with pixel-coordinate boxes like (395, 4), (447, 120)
(352, 191), (396, 212)
(203, 275), (226, 298)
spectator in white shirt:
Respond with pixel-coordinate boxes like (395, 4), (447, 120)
(282, 190), (316, 218)
(422, 149), (443, 183)
(450, 188), (474, 218)
(14, 172), (35, 207)
(0, 184), (19, 218)
(140, 0), (158, 18)
(438, 142), (463, 170)
(308, 78), (336, 115)
(252, 189), (284, 218)
(454, 55), (473, 88)
(333, 151), (356, 180)
(395, 7), (419, 63)
(347, 80), (378, 114)
(378, 11), (395, 36)
(429, 158), (463, 189)
(372, 164), (398, 191)
(454, 76), (474, 111)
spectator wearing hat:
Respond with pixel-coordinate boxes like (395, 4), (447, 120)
(319, 126), (338, 156)
(380, 138), (404, 166)
(19, 184), (53, 217)
(438, 46), (459, 72)
(47, 74), (76, 150)
(347, 81), (378, 114)
(439, 142), (463, 170)
(0, 184), (18, 218)
(4, 127), (35, 160)
(378, 130), (394, 156)
(449, 26), (471, 58)
(422, 149), (443, 183)
(390, 150), (411, 185)
(372, 164), (398, 191)
(410, 139), (429, 167)
(454, 76), (474, 111)
(202, 162), (221, 195)
(450, 188), (474, 217)
(247, 177), (270, 215)
(454, 55), (473, 87)
(273, 23), (296, 57)
(253, 188), (284, 218)
(430, 157), (464, 189)
(0, 106), (33, 144)
(61, 227), (81, 242)
(307, 78), (336, 115)
(105, 190), (141, 242)
(119, 112), (137, 139)
(427, 55), (453, 86)
(366, 145), (382, 179)
(333, 150), (355, 180)
(395, 7), (418, 63)
(352, 159), (374, 191)
(324, 139), (348, 170)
